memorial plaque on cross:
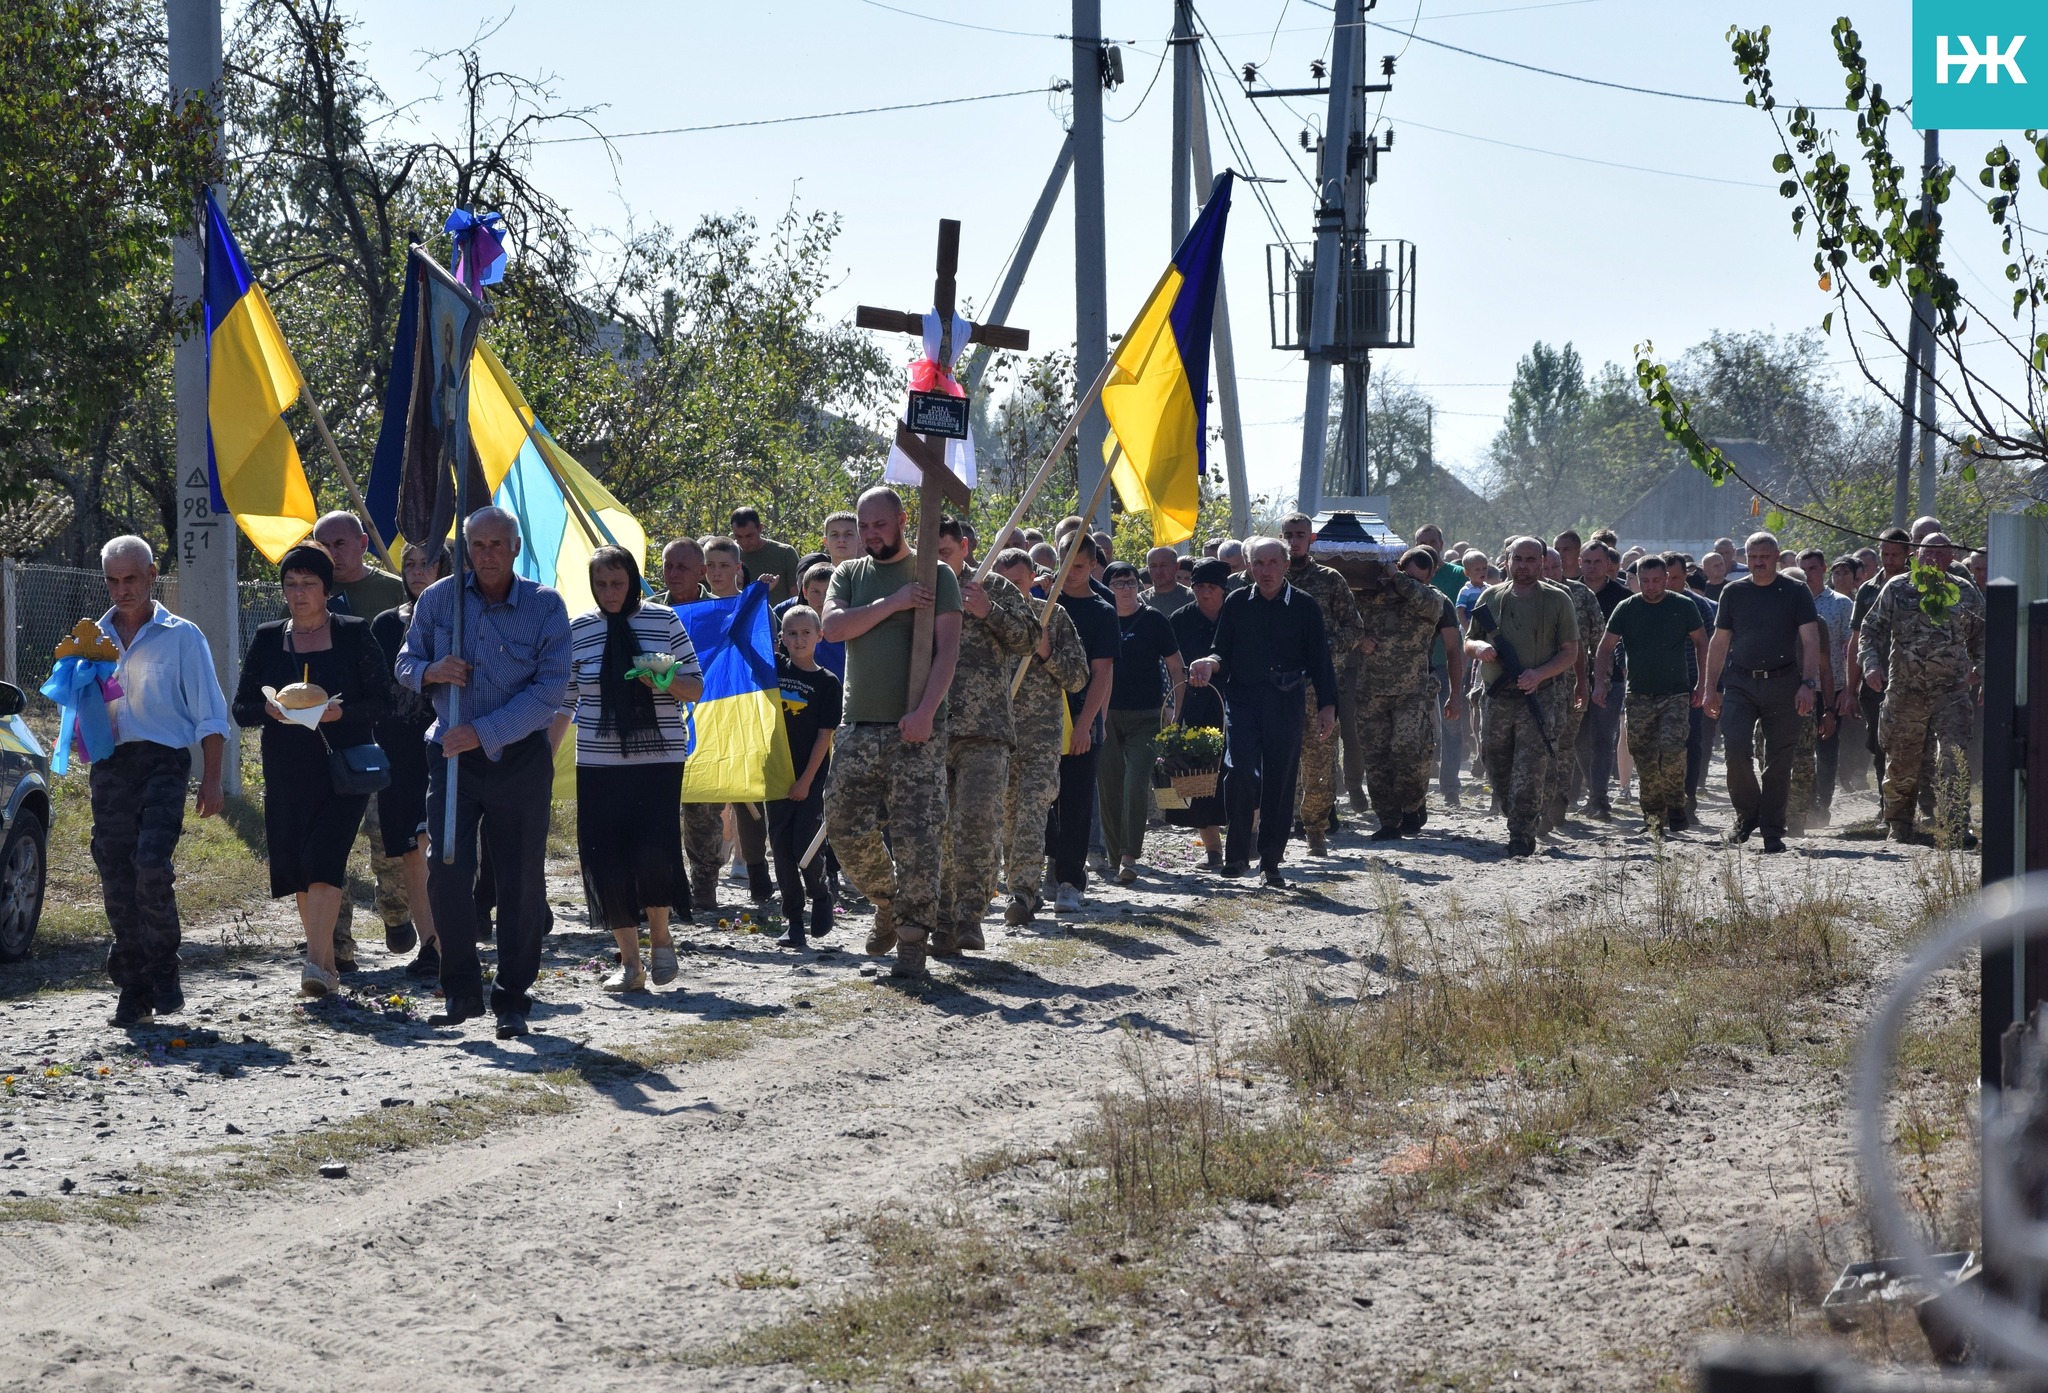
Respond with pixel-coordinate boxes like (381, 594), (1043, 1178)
(854, 218), (1030, 707)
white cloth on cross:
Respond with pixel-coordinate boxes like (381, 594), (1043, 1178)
(883, 308), (977, 490)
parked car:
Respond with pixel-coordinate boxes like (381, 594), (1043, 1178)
(0, 681), (51, 962)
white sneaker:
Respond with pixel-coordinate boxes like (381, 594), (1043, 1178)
(602, 964), (647, 993)
(299, 961), (339, 998)
(1055, 883), (1085, 913)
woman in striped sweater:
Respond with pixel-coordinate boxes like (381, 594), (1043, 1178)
(562, 546), (703, 992)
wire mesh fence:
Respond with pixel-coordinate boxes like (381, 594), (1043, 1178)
(1, 561), (284, 708)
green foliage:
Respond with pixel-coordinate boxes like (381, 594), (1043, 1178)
(1908, 557), (1960, 623)
(0, 0), (213, 505)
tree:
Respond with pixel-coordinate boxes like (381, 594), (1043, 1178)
(1638, 17), (2048, 535)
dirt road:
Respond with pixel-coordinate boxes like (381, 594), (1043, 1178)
(0, 791), (1961, 1390)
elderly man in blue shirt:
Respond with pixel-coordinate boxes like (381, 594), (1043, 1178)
(397, 507), (571, 1039)
(93, 536), (232, 1026)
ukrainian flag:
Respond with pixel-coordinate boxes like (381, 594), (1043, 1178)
(678, 584), (794, 804)
(1104, 171), (1234, 549)
(466, 343), (645, 617)
(203, 190), (318, 563)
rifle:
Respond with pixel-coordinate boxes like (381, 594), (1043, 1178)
(1469, 602), (1554, 754)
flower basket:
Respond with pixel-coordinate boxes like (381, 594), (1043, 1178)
(1152, 719), (1224, 807)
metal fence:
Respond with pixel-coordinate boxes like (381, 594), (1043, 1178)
(0, 561), (284, 707)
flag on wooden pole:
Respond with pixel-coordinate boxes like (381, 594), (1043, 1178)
(1102, 171), (1234, 548)
(202, 190), (318, 562)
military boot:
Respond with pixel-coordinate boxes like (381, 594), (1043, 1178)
(956, 921), (986, 952)
(930, 926), (963, 959)
(892, 937), (928, 979)
(1003, 893), (1035, 926)
(865, 902), (897, 956)
(1305, 827), (1327, 856)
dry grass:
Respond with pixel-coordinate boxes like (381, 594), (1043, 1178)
(1251, 852), (1860, 1221)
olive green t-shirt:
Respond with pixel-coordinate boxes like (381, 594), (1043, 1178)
(740, 537), (802, 599)
(335, 566), (407, 621)
(1604, 591), (1703, 697)
(1466, 580), (1577, 688)
(830, 552), (963, 723)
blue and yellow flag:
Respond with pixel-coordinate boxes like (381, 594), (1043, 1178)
(1104, 171), (1234, 549)
(679, 584), (794, 804)
(204, 190), (318, 563)
(467, 343), (645, 617)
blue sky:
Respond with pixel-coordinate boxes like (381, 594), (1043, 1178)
(319, 0), (1963, 502)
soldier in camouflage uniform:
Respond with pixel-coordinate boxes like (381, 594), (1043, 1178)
(934, 526), (1037, 955)
(994, 552), (1091, 925)
(1591, 556), (1706, 833)
(1466, 538), (1581, 857)
(1280, 514), (1365, 853)
(822, 487), (964, 977)
(1858, 534), (1986, 842)
(1355, 548), (1459, 839)
(1542, 550), (1603, 835)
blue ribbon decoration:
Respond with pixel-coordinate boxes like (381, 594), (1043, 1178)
(39, 657), (116, 775)
(445, 208), (508, 292)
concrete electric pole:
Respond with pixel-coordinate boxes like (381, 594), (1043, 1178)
(1189, 68), (1251, 536)
(1895, 128), (1939, 529)
(1294, 0), (1364, 517)
(167, 0), (241, 792)
(1072, 0), (1111, 530)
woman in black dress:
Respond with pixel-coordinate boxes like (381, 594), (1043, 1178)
(1166, 558), (1231, 869)
(371, 542), (448, 981)
(232, 543), (395, 997)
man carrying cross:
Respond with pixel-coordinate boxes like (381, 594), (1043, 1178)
(822, 487), (961, 977)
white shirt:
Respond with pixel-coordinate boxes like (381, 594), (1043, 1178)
(96, 602), (232, 750)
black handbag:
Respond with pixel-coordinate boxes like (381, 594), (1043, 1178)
(287, 623), (392, 795)
(324, 736), (392, 796)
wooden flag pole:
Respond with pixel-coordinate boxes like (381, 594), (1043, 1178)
(969, 352), (1120, 587)
(1009, 444), (1120, 698)
(296, 380), (395, 572)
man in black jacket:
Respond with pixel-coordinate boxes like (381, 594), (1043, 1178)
(1189, 538), (1338, 888)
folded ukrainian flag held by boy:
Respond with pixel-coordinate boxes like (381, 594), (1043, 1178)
(678, 583), (794, 803)
(1103, 171), (1233, 549)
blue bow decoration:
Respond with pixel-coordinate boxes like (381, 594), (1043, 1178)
(40, 656), (117, 775)
(445, 208), (508, 293)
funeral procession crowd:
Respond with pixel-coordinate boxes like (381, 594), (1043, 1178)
(77, 494), (1984, 1037)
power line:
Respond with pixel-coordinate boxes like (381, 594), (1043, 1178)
(848, 0), (1063, 39)
(530, 86), (1060, 146)
(1376, 26), (1747, 106)
(1398, 116), (1774, 187)
(1106, 33), (1173, 124)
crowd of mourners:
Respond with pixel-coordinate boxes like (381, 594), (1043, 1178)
(76, 494), (1986, 1033)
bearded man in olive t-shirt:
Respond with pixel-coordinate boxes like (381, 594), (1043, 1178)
(822, 486), (962, 978)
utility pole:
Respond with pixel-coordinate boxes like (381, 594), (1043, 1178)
(167, 0), (240, 793)
(1190, 73), (1251, 536)
(1072, 1), (1111, 529)
(1895, 128), (1938, 529)
(1916, 130), (1941, 519)
(1295, 0), (1364, 516)
(1170, 0), (1195, 245)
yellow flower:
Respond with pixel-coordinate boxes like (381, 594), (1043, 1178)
(169, 1038), (187, 1049)
(97, 1066), (110, 1076)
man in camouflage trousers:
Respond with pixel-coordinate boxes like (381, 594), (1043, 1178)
(1858, 533), (1985, 843)
(822, 488), (964, 978)
(993, 551), (1091, 926)
(1355, 547), (1460, 840)
(934, 524), (1037, 955)
(1280, 513), (1365, 854)
(1542, 547), (1603, 836)
(1466, 538), (1581, 857)
(1592, 555), (1707, 834)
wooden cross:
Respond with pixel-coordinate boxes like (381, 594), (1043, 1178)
(854, 218), (1030, 707)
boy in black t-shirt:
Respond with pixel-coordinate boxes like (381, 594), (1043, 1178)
(768, 606), (842, 948)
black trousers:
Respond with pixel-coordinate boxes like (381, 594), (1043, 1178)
(427, 733), (553, 1014)
(1720, 668), (1802, 836)
(1685, 706), (1708, 798)
(767, 789), (830, 931)
(90, 741), (190, 991)
(1815, 716), (1841, 810)
(1577, 689), (1623, 808)
(1223, 682), (1306, 871)
(1046, 744), (1102, 890)
(1861, 686), (1886, 791)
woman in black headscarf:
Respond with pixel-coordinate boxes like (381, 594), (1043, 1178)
(561, 547), (703, 993)
(232, 542), (394, 997)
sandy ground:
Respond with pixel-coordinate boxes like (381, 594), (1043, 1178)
(0, 780), (1964, 1391)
